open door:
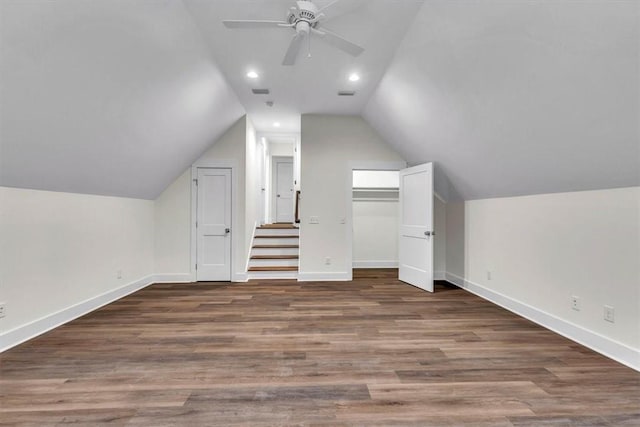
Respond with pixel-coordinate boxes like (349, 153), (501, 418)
(398, 163), (434, 292)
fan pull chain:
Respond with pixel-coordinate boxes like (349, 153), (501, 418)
(308, 32), (312, 58)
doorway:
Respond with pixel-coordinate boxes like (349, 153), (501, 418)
(272, 156), (294, 223)
(352, 170), (400, 269)
(195, 167), (232, 281)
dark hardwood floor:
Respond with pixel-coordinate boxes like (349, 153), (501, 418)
(1, 269), (638, 426)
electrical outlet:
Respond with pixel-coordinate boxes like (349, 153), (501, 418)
(0, 303), (6, 318)
(324, 257), (331, 265)
(571, 296), (580, 311)
(487, 271), (492, 280)
(604, 305), (615, 323)
(117, 270), (122, 280)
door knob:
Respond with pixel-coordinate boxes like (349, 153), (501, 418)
(277, 194), (281, 198)
(424, 231), (435, 236)
(225, 228), (230, 234)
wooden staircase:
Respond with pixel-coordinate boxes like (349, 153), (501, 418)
(247, 223), (299, 279)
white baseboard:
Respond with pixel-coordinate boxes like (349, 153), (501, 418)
(353, 261), (398, 268)
(445, 272), (465, 287)
(0, 275), (155, 353)
(297, 271), (351, 281)
(233, 272), (248, 283)
(153, 273), (194, 283)
(447, 272), (639, 372)
(154, 273), (245, 283)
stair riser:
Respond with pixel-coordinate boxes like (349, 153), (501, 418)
(253, 237), (299, 246)
(249, 259), (299, 267)
(255, 229), (299, 236)
(247, 271), (298, 280)
(252, 248), (299, 256)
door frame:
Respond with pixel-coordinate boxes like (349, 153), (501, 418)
(190, 160), (240, 282)
(271, 155), (294, 223)
(345, 161), (407, 281)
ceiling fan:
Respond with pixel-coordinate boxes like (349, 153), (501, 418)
(223, 0), (365, 66)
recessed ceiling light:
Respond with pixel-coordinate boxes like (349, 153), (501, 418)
(273, 122), (281, 128)
(348, 73), (360, 82)
(246, 70), (259, 79)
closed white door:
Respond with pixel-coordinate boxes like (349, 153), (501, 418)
(398, 163), (434, 292)
(197, 168), (231, 281)
(275, 159), (294, 223)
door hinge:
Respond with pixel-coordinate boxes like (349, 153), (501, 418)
(195, 264), (198, 271)
(196, 221), (198, 228)
(193, 178), (198, 186)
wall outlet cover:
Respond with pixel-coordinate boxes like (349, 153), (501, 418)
(604, 305), (615, 323)
(571, 296), (580, 311)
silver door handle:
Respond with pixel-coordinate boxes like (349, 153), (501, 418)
(424, 231), (435, 236)
(225, 228), (230, 234)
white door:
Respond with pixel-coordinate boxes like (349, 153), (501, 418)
(197, 168), (231, 281)
(275, 158), (294, 223)
(398, 163), (434, 292)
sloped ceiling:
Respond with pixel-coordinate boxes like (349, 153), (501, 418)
(1, 0), (637, 201)
(364, 0), (639, 200)
(0, 0), (244, 199)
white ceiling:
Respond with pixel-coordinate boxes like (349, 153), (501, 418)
(1, 0), (637, 201)
(184, 0), (424, 133)
(364, 0), (639, 200)
(0, 0), (244, 199)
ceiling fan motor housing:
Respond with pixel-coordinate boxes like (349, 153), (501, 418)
(288, 1), (320, 29)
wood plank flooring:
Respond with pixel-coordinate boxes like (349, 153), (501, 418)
(1, 269), (638, 426)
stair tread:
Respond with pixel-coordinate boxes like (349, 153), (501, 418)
(251, 255), (299, 260)
(257, 223), (297, 229)
(253, 244), (299, 249)
(248, 266), (299, 272)
(254, 235), (299, 239)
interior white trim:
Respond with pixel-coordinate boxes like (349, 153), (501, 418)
(445, 272), (639, 372)
(153, 274), (194, 283)
(297, 272), (352, 281)
(346, 160), (407, 282)
(190, 161), (239, 282)
(353, 261), (398, 268)
(245, 220), (258, 273)
(233, 272), (249, 282)
(0, 275), (155, 353)
(445, 272), (465, 287)
(434, 271), (446, 280)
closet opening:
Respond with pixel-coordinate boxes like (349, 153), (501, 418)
(351, 170), (400, 270)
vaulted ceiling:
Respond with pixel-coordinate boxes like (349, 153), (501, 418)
(364, 0), (639, 200)
(183, 0), (424, 133)
(1, 0), (637, 200)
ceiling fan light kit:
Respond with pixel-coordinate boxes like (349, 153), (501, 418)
(223, 0), (365, 66)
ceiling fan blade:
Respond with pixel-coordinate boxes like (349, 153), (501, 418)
(282, 32), (306, 66)
(312, 27), (364, 57)
(223, 20), (289, 29)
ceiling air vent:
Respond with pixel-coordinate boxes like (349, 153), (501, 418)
(252, 88), (270, 95)
(338, 91), (356, 96)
